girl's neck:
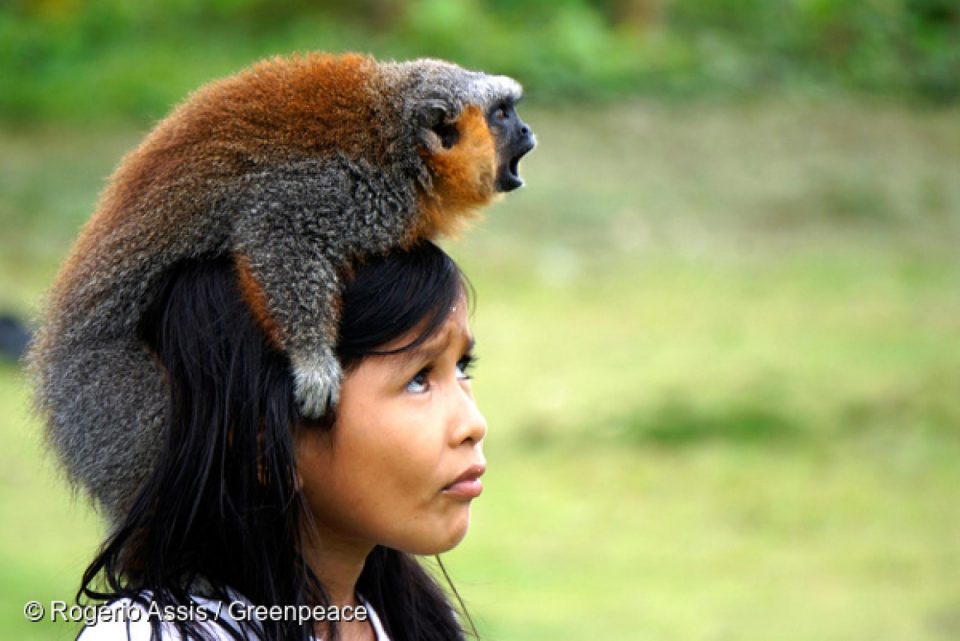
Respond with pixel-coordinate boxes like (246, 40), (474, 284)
(301, 523), (373, 609)
(302, 532), (378, 640)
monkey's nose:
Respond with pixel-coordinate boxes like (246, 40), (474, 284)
(517, 132), (536, 156)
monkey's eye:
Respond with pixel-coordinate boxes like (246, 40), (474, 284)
(495, 105), (509, 121)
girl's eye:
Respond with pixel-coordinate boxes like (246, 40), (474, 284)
(405, 354), (477, 393)
(406, 369), (430, 394)
(457, 354), (476, 380)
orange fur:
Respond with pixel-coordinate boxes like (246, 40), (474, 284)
(234, 253), (284, 350)
(410, 105), (498, 244)
(50, 53), (388, 314)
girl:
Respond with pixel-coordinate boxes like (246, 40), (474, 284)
(74, 241), (487, 641)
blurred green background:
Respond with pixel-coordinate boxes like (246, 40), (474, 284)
(2, 1), (959, 640)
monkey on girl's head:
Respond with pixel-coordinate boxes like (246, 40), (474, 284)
(27, 52), (535, 522)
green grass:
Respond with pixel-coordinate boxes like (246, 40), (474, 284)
(1, 98), (959, 640)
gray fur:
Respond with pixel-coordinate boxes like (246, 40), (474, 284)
(26, 56), (526, 524)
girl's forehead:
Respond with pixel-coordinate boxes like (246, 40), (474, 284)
(379, 305), (473, 364)
(347, 309), (473, 386)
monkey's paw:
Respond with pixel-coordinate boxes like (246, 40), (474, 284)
(292, 349), (342, 418)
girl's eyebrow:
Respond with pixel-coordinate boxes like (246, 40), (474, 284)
(396, 333), (476, 369)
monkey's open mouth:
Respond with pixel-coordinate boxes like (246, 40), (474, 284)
(497, 142), (535, 192)
(507, 156), (522, 184)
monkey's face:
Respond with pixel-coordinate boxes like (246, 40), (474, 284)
(407, 62), (533, 209)
(485, 100), (536, 192)
(419, 98), (534, 197)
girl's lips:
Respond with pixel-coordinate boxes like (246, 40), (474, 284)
(442, 477), (483, 499)
(442, 463), (486, 498)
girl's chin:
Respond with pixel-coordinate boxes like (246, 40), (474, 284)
(398, 513), (471, 555)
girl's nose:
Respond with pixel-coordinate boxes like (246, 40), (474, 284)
(450, 386), (488, 446)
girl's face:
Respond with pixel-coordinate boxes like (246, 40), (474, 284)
(296, 301), (488, 555)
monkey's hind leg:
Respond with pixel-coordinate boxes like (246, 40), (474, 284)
(290, 346), (342, 420)
(232, 212), (345, 420)
(34, 334), (168, 525)
(233, 240), (344, 418)
(230, 157), (415, 419)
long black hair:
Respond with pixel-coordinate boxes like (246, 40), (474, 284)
(78, 241), (475, 641)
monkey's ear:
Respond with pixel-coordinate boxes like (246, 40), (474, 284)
(420, 102), (448, 129)
(418, 101), (460, 151)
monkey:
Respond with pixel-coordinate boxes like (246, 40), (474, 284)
(25, 52), (535, 523)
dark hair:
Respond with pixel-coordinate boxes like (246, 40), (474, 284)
(78, 241), (474, 641)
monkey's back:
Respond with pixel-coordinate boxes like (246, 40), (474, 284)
(43, 53), (417, 341)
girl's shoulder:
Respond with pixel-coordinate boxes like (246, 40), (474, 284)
(74, 591), (392, 641)
(75, 592), (257, 641)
